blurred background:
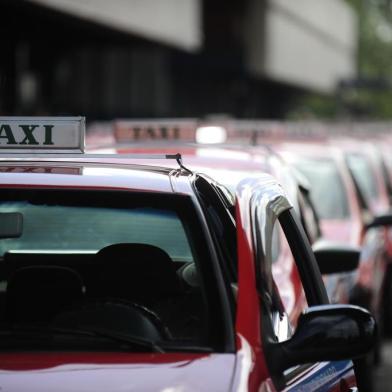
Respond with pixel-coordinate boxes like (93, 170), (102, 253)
(1, 1), (392, 389)
(1, 0), (392, 121)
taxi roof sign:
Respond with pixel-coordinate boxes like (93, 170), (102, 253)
(113, 118), (198, 142)
(0, 117), (85, 153)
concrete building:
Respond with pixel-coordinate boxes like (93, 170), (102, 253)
(0, 0), (357, 119)
(246, 0), (357, 94)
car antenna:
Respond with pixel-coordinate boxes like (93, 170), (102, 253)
(166, 153), (193, 174)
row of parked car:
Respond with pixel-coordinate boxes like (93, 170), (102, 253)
(87, 118), (392, 390)
(0, 116), (386, 392)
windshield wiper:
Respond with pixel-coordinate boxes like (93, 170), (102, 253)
(0, 325), (164, 352)
(0, 325), (213, 353)
(70, 328), (213, 353)
(74, 326), (165, 353)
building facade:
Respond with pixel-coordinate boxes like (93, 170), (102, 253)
(0, 0), (357, 119)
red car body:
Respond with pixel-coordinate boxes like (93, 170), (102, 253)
(0, 154), (365, 392)
(271, 135), (392, 392)
(89, 142), (316, 327)
(330, 139), (392, 316)
(273, 142), (362, 305)
(0, 114), (377, 392)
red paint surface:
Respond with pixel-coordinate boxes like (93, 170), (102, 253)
(0, 352), (207, 371)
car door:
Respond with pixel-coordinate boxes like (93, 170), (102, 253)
(234, 175), (357, 392)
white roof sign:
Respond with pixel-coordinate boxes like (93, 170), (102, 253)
(0, 117), (85, 153)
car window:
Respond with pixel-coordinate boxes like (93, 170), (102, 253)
(271, 222), (280, 264)
(380, 154), (392, 199)
(295, 159), (350, 220)
(0, 188), (218, 351)
(346, 153), (379, 202)
(0, 202), (193, 262)
(297, 188), (320, 243)
(270, 220), (308, 339)
(254, 206), (309, 341)
(252, 193), (335, 387)
(253, 190), (328, 332)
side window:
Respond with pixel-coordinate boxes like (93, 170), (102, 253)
(194, 175), (237, 278)
(252, 195), (330, 385)
(270, 222), (280, 264)
(270, 219), (308, 341)
(297, 188), (321, 244)
(295, 159), (350, 220)
(254, 205), (327, 346)
(346, 153), (379, 202)
(380, 155), (392, 200)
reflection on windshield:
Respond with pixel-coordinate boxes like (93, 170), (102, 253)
(295, 159), (350, 220)
(0, 191), (209, 352)
(0, 203), (192, 261)
(347, 154), (379, 202)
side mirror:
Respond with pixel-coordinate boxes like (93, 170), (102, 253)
(270, 304), (376, 372)
(312, 240), (360, 275)
(365, 213), (392, 230)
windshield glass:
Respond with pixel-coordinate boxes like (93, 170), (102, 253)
(295, 159), (350, 219)
(0, 189), (210, 351)
(346, 153), (379, 202)
(0, 203), (192, 262)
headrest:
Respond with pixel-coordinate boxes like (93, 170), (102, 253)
(6, 266), (84, 323)
(93, 243), (181, 301)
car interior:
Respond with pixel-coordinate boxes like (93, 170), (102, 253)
(0, 189), (211, 351)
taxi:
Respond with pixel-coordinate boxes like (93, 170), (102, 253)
(272, 140), (385, 390)
(331, 138), (392, 326)
(88, 128), (339, 330)
(89, 139), (314, 329)
(0, 117), (376, 391)
(274, 142), (363, 304)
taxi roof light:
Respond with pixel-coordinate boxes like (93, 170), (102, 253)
(0, 116), (85, 153)
(195, 126), (227, 144)
(113, 118), (198, 143)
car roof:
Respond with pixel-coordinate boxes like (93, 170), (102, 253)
(88, 141), (271, 169)
(0, 116), (199, 195)
(88, 142), (274, 190)
(89, 141), (314, 216)
(0, 156), (193, 195)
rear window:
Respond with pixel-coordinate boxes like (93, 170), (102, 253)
(295, 159), (350, 219)
(0, 203), (192, 262)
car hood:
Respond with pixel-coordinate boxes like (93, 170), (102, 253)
(0, 352), (236, 392)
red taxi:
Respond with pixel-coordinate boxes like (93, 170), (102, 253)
(331, 138), (392, 327)
(92, 141), (314, 329)
(0, 117), (376, 391)
(87, 121), (359, 330)
(275, 143), (362, 304)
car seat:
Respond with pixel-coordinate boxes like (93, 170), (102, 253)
(6, 265), (84, 323)
(91, 243), (205, 339)
(91, 243), (182, 304)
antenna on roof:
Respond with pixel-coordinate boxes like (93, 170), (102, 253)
(166, 153), (193, 174)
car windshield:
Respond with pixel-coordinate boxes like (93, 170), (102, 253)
(346, 153), (380, 202)
(0, 203), (193, 262)
(295, 159), (350, 220)
(0, 189), (211, 352)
